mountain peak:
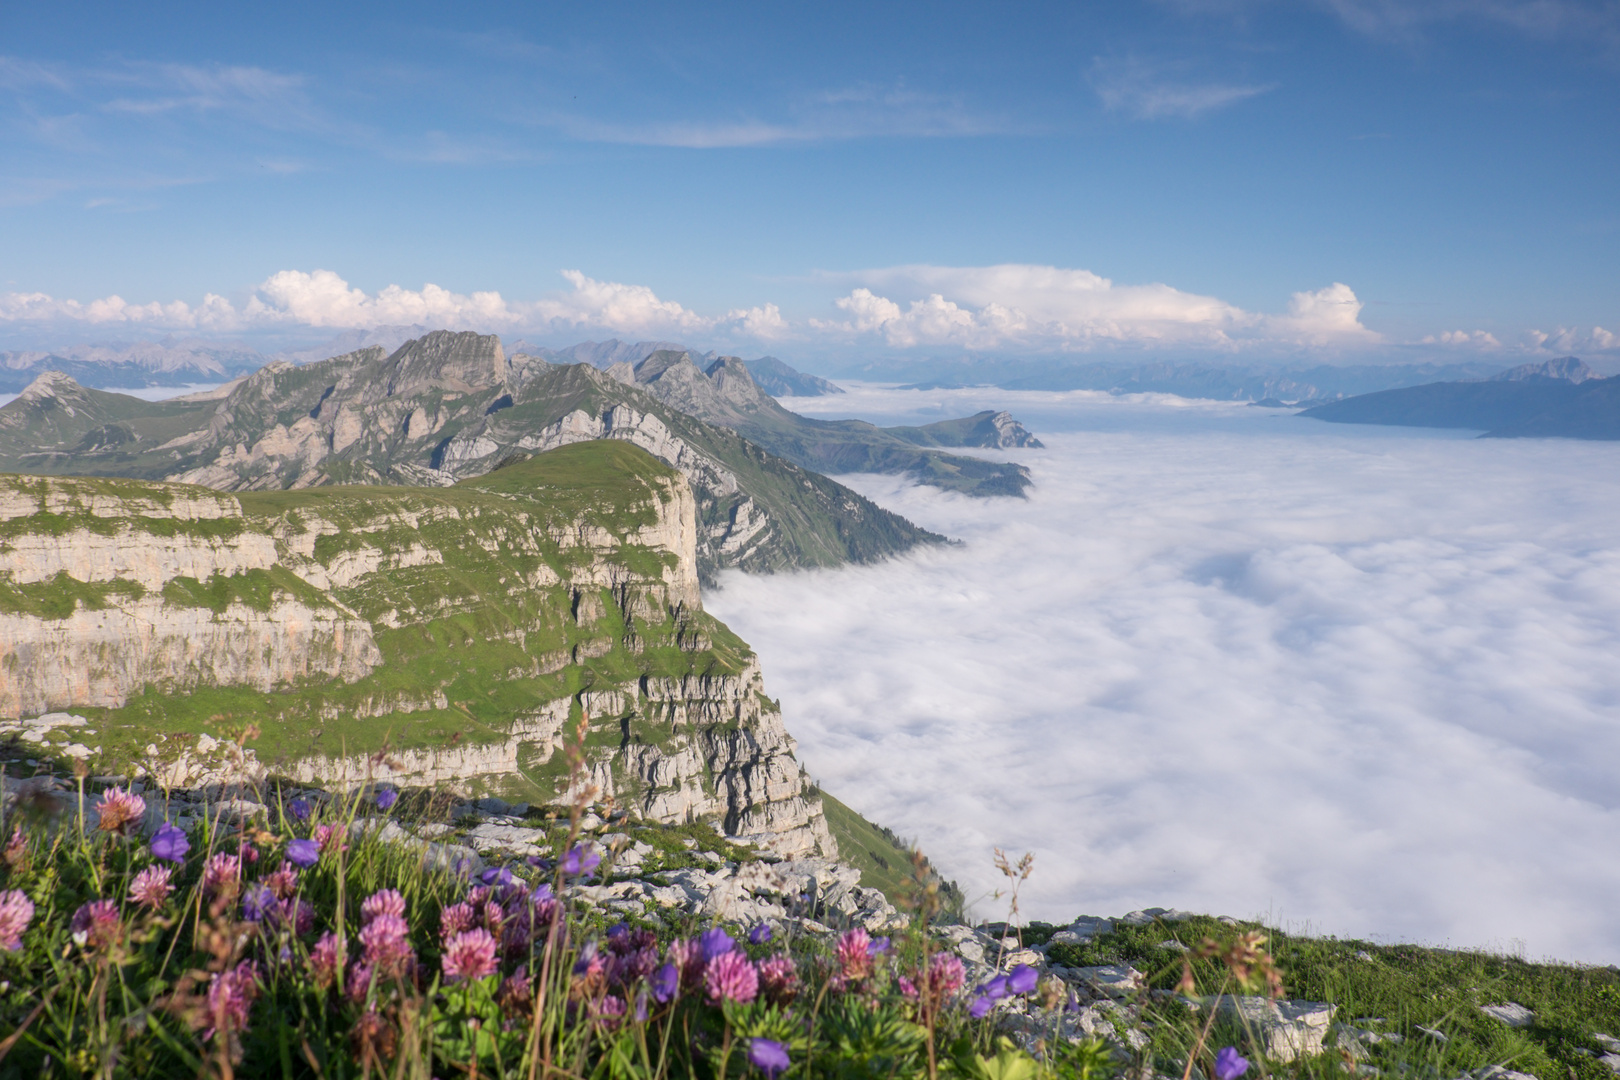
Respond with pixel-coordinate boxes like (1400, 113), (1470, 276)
(382, 330), (507, 398)
(18, 370), (84, 401)
(1491, 356), (1597, 383)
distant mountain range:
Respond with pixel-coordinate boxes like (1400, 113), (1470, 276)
(0, 332), (1051, 580)
(880, 357), (1516, 403)
(0, 332), (850, 400)
(1300, 358), (1620, 438)
(0, 326), (437, 393)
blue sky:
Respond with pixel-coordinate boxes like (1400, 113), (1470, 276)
(1, 0), (1616, 362)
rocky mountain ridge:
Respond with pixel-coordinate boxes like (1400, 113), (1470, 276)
(617, 349), (1040, 497)
(0, 332), (947, 581)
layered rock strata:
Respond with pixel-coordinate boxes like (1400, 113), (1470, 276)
(0, 442), (833, 857)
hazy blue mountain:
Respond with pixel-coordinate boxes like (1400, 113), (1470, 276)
(860, 357), (1509, 403)
(1300, 359), (1619, 439)
(0, 338), (268, 392)
(743, 356), (845, 397)
(1489, 357), (1597, 383)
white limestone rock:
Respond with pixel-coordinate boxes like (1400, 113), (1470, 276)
(1479, 1003), (1535, 1028)
(1203, 996), (1336, 1063)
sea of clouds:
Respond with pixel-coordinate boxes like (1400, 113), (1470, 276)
(706, 385), (1620, 964)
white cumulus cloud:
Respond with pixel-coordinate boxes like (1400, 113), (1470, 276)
(0, 268), (781, 342)
(1423, 329), (1503, 348)
(1527, 325), (1620, 353)
(816, 264), (1380, 351)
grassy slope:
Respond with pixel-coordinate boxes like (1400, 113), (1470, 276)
(1015, 914), (1620, 1080)
(25, 443), (746, 799)
(0, 383), (214, 479)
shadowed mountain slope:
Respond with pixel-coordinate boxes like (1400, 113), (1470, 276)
(742, 356), (845, 397)
(621, 350), (1041, 498)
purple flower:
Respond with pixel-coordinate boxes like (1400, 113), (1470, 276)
(748, 923), (773, 946)
(969, 994), (996, 1019)
(282, 897), (316, 936)
(1215, 1048), (1249, 1080)
(867, 936), (892, 957)
(1007, 964), (1039, 995)
(308, 931), (346, 990)
(70, 899), (122, 951)
(758, 954), (799, 1005)
(835, 927), (874, 982)
(573, 940), (602, 976)
(0, 890), (34, 951)
(651, 962), (680, 1003)
(929, 954), (966, 997)
(96, 787), (146, 834)
(360, 889), (405, 924)
(700, 927), (736, 961)
(204, 961), (259, 1042)
(241, 885), (279, 923)
(748, 1037), (791, 1079)
(703, 950), (759, 1004)
(129, 866), (174, 909)
(287, 798), (312, 822)
(375, 789), (398, 811)
(286, 838), (319, 868)
(442, 928), (498, 982)
(480, 866), (514, 888)
(150, 823), (189, 863)
(201, 853), (242, 899)
(560, 844), (600, 878)
(360, 913), (414, 973)
(982, 975), (1010, 1000)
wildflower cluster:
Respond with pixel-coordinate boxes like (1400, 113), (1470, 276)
(0, 785), (1080, 1080)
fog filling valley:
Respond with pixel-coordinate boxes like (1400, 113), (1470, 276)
(706, 386), (1620, 964)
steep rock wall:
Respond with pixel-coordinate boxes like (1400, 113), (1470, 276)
(0, 446), (833, 858)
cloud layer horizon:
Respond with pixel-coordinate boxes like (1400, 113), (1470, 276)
(708, 387), (1620, 963)
(3, 266), (1613, 361)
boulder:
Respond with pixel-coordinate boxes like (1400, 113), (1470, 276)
(1204, 996), (1335, 1063)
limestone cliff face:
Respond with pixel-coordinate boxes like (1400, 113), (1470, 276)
(0, 475), (379, 718)
(0, 598), (378, 719)
(0, 443), (833, 858)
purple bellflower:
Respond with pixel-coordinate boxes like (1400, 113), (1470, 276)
(150, 823), (190, 863)
(748, 1037), (791, 1079)
(699, 927), (736, 960)
(286, 838), (320, 868)
(1215, 1048), (1249, 1080)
